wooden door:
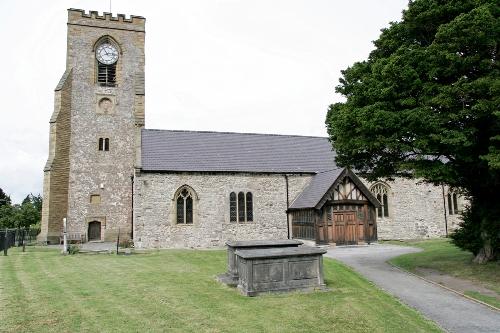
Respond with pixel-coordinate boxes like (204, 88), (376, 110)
(333, 212), (358, 245)
(88, 221), (101, 241)
(345, 212), (357, 244)
(333, 213), (345, 244)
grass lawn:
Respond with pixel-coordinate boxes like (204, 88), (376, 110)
(387, 239), (500, 307)
(0, 247), (441, 333)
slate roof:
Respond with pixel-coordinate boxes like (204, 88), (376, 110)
(141, 129), (337, 173)
(288, 168), (344, 209)
(141, 129), (352, 209)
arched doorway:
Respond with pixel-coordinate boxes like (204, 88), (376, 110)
(88, 221), (101, 241)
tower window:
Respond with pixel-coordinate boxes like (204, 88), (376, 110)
(97, 62), (116, 86)
(95, 37), (119, 87)
(90, 194), (101, 204)
(98, 138), (110, 151)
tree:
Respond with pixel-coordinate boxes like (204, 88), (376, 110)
(326, 0), (499, 262)
(0, 188), (11, 207)
(22, 194), (43, 213)
(0, 190), (42, 229)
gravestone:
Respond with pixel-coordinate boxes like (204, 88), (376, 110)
(235, 246), (327, 296)
(218, 239), (303, 286)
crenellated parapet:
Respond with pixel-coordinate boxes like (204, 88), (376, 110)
(68, 8), (145, 31)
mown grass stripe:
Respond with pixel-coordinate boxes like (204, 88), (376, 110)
(0, 247), (442, 333)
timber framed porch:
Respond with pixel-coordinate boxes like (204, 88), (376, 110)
(289, 168), (380, 246)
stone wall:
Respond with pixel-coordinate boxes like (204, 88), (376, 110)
(134, 171), (465, 248)
(38, 71), (73, 244)
(133, 172), (312, 248)
(364, 178), (464, 240)
(41, 9), (145, 242)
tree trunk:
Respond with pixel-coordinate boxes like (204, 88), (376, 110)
(473, 233), (496, 264)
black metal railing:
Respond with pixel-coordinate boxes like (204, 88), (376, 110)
(0, 227), (40, 254)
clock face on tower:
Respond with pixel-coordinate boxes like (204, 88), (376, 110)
(96, 43), (119, 65)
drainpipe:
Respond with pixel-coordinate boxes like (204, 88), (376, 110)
(441, 184), (448, 237)
(284, 174), (290, 239)
(131, 174), (134, 240)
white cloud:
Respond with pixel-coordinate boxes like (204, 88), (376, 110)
(0, 0), (408, 202)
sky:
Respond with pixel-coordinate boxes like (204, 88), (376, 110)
(0, 0), (409, 203)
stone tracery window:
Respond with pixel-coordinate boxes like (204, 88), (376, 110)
(370, 183), (390, 218)
(230, 191), (253, 222)
(175, 187), (195, 224)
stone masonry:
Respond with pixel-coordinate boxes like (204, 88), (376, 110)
(133, 172), (311, 248)
(40, 9), (465, 247)
(39, 9), (145, 243)
(365, 178), (464, 240)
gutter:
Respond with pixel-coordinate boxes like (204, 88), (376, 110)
(284, 174), (290, 239)
(131, 174), (134, 240)
(441, 184), (448, 237)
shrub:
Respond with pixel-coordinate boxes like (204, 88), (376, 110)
(119, 239), (134, 248)
(68, 244), (80, 255)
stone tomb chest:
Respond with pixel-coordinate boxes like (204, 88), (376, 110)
(235, 246), (327, 296)
(220, 240), (303, 285)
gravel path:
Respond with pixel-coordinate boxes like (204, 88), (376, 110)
(326, 244), (500, 333)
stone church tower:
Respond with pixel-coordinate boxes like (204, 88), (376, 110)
(39, 9), (145, 244)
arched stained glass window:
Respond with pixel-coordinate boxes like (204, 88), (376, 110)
(383, 194), (389, 217)
(230, 192), (237, 222)
(238, 192), (245, 222)
(448, 192), (460, 215)
(371, 183), (390, 218)
(376, 194), (382, 218)
(175, 186), (195, 224)
(230, 191), (254, 222)
(246, 192), (253, 222)
(176, 196), (184, 224)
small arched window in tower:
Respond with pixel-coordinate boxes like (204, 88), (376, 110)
(370, 183), (390, 218)
(176, 186), (195, 224)
(95, 37), (119, 87)
(98, 138), (110, 151)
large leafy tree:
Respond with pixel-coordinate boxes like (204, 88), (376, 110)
(326, 0), (499, 262)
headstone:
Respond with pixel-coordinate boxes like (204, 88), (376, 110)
(218, 239), (303, 286)
(235, 246), (327, 296)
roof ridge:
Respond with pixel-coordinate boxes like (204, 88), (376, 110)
(142, 128), (328, 139)
(315, 167), (343, 174)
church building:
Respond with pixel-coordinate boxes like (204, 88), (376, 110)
(38, 9), (463, 248)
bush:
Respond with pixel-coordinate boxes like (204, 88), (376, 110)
(450, 206), (482, 255)
(68, 244), (80, 255)
(450, 202), (499, 259)
(119, 239), (134, 248)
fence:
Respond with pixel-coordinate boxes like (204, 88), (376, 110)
(0, 227), (40, 254)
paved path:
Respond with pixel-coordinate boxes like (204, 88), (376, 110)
(48, 242), (117, 252)
(326, 244), (500, 333)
